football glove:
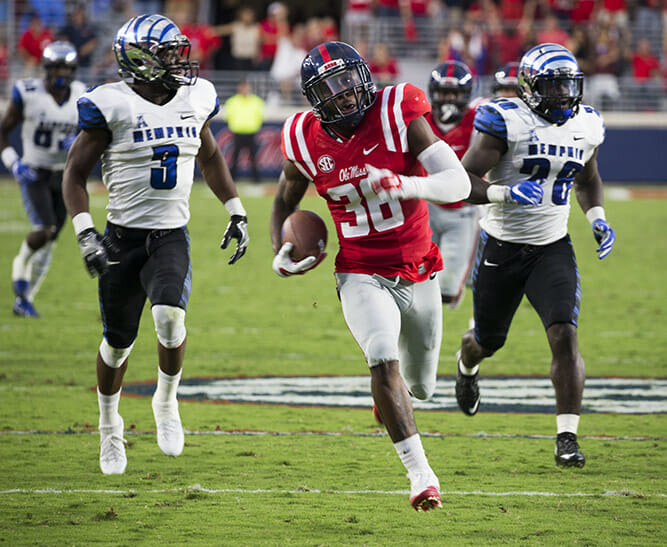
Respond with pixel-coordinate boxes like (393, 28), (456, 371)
(272, 242), (326, 278)
(591, 219), (615, 259)
(507, 180), (543, 205)
(365, 165), (406, 201)
(11, 159), (37, 185)
(220, 214), (249, 265)
(77, 228), (113, 277)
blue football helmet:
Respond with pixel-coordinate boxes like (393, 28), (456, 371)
(428, 61), (474, 124)
(42, 41), (78, 90)
(518, 43), (583, 125)
(492, 62), (520, 95)
(301, 41), (376, 130)
(113, 14), (198, 90)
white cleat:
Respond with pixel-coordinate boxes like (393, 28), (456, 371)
(152, 398), (184, 457)
(408, 468), (442, 512)
(99, 418), (127, 475)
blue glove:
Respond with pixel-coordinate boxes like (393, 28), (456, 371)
(60, 134), (77, 151)
(11, 159), (37, 184)
(591, 219), (615, 259)
(507, 180), (543, 205)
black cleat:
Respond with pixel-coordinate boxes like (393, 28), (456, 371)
(555, 432), (586, 468)
(455, 353), (480, 416)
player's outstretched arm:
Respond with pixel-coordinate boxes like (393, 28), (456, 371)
(0, 100), (37, 184)
(574, 148), (616, 259)
(197, 123), (249, 264)
(62, 128), (114, 277)
(462, 132), (543, 206)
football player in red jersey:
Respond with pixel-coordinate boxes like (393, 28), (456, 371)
(270, 41), (477, 512)
(425, 60), (486, 309)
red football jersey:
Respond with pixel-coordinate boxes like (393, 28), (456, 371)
(281, 83), (442, 282)
(425, 97), (484, 209)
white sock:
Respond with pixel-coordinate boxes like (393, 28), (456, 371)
(394, 433), (430, 474)
(12, 240), (35, 280)
(153, 368), (182, 406)
(458, 352), (479, 376)
(557, 414), (580, 435)
(98, 388), (122, 429)
(27, 241), (54, 302)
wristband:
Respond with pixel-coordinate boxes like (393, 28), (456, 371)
(486, 185), (508, 203)
(224, 197), (246, 217)
(585, 206), (606, 225)
(1, 146), (19, 170)
(72, 212), (95, 235)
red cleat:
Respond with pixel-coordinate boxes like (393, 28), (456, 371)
(408, 470), (442, 512)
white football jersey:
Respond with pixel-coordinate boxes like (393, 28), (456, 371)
(14, 78), (86, 170)
(474, 98), (605, 245)
(78, 79), (219, 229)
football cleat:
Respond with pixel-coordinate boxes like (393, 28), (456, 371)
(13, 296), (40, 318)
(372, 404), (383, 426)
(555, 432), (586, 468)
(99, 417), (127, 475)
(408, 469), (442, 512)
(152, 397), (184, 457)
(455, 351), (480, 416)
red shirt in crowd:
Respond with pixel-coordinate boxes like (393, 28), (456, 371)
(18, 27), (54, 64)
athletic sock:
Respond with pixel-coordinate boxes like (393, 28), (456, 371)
(98, 388), (122, 429)
(556, 413), (580, 435)
(27, 241), (54, 302)
(153, 368), (182, 405)
(12, 240), (35, 281)
(394, 433), (431, 475)
(458, 352), (479, 376)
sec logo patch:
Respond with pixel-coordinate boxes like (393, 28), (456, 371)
(317, 155), (335, 173)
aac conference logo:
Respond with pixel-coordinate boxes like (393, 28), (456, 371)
(317, 154), (335, 173)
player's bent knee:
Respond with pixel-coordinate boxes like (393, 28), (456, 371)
(99, 338), (134, 368)
(366, 334), (398, 367)
(152, 304), (186, 349)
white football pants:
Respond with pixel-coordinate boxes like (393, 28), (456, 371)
(428, 203), (482, 308)
(335, 272), (442, 401)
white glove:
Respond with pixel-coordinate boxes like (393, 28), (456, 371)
(365, 164), (410, 201)
(272, 242), (325, 277)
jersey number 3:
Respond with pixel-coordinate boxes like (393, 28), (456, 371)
(151, 145), (179, 189)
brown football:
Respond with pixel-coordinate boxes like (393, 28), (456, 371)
(281, 210), (328, 261)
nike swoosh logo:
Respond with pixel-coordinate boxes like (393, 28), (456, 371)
(483, 259), (499, 267)
(468, 398), (480, 415)
(363, 144), (379, 155)
(573, 136), (584, 141)
(107, 261), (120, 265)
(180, 114), (194, 120)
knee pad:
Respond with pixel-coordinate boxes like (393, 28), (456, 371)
(152, 304), (186, 349)
(99, 338), (134, 368)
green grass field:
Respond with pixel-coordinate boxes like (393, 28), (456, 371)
(0, 177), (665, 545)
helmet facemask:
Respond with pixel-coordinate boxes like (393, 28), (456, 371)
(430, 87), (469, 124)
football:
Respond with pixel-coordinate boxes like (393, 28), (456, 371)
(281, 210), (328, 261)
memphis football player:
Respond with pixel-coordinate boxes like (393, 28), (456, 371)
(454, 43), (616, 468)
(1, 41), (85, 317)
(269, 41), (538, 511)
(425, 60), (487, 309)
(62, 14), (249, 475)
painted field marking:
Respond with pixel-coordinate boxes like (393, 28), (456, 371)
(0, 486), (663, 498)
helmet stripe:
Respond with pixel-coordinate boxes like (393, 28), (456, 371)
(131, 14), (150, 44)
(318, 43), (332, 64)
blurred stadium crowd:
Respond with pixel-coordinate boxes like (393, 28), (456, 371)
(1, 0), (665, 112)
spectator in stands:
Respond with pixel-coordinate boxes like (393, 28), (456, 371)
(487, 11), (525, 67)
(269, 23), (307, 105)
(566, 24), (594, 75)
(56, 3), (97, 69)
(17, 12), (54, 77)
(586, 24), (623, 110)
(537, 13), (570, 46)
(258, 1), (289, 71)
(597, 0), (629, 28)
(343, 0), (374, 45)
(172, 7), (222, 72)
(223, 79), (265, 183)
(630, 37), (661, 110)
(0, 35), (8, 82)
(215, 6), (261, 71)
(91, 0), (134, 67)
(368, 42), (400, 88)
(21, 0), (67, 33)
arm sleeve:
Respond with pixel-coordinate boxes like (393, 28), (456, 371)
(399, 140), (471, 204)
